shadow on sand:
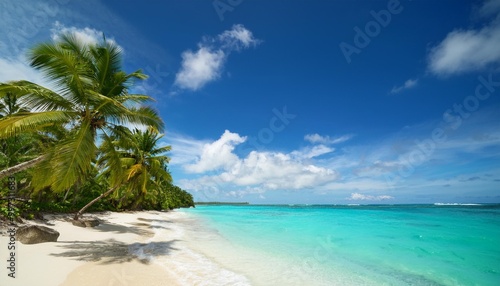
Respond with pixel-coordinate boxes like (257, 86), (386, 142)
(51, 239), (179, 264)
(93, 222), (157, 237)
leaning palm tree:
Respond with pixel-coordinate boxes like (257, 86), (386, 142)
(121, 127), (172, 210)
(74, 127), (172, 219)
(0, 34), (163, 195)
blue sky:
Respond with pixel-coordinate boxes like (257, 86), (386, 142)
(1, 0), (499, 204)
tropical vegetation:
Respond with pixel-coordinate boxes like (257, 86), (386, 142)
(0, 33), (194, 222)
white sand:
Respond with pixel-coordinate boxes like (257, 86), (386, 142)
(0, 211), (197, 286)
(0, 210), (253, 286)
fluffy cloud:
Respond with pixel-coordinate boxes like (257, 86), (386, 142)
(218, 24), (261, 50)
(174, 24), (259, 91)
(177, 130), (339, 194)
(347, 192), (394, 201)
(51, 22), (122, 49)
(390, 78), (418, 94)
(175, 110), (500, 201)
(174, 48), (225, 91)
(304, 133), (353, 145)
(185, 130), (247, 173)
(428, 1), (500, 75)
(224, 151), (338, 189)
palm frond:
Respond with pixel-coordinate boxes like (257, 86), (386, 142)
(86, 90), (129, 115)
(98, 129), (129, 187)
(28, 38), (93, 103)
(30, 150), (57, 192)
(0, 81), (73, 111)
(92, 42), (123, 95)
(119, 106), (164, 132)
(115, 94), (154, 104)
(50, 120), (96, 192)
(150, 166), (172, 183)
(0, 111), (74, 138)
(150, 145), (172, 156)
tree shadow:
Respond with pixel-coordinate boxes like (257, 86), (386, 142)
(51, 239), (179, 264)
(94, 222), (155, 237)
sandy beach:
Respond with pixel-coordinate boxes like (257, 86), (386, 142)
(0, 210), (245, 286)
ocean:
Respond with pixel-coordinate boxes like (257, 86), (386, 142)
(178, 204), (500, 286)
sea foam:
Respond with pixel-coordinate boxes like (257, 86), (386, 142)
(139, 211), (251, 286)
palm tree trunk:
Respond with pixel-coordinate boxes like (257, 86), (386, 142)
(63, 180), (78, 202)
(0, 155), (45, 179)
(73, 185), (119, 220)
(62, 188), (71, 202)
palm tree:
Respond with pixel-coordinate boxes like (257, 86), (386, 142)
(122, 127), (172, 210)
(74, 127), (172, 219)
(0, 34), (163, 195)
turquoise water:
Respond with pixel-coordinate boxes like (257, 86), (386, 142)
(183, 204), (500, 285)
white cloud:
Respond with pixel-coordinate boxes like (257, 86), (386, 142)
(390, 78), (418, 94)
(428, 1), (500, 75)
(51, 22), (122, 49)
(218, 24), (260, 50)
(347, 192), (394, 201)
(0, 57), (45, 85)
(225, 151), (338, 189)
(166, 133), (208, 166)
(174, 48), (225, 91)
(292, 145), (334, 159)
(304, 133), (353, 145)
(178, 130), (339, 194)
(428, 25), (500, 75)
(176, 109), (500, 201)
(185, 130), (247, 173)
(319, 179), (393, 192)
(174, 24), (259, 91)
(51, 22), (100, 46)
(226, 186), (267, 199)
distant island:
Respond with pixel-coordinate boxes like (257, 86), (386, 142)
(195, 202), (249, 205)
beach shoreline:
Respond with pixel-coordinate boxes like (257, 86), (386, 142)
(0, 210), (224, 286)
(3, 205), (497, 286)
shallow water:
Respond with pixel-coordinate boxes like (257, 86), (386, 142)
(181, 204), (500, 286)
